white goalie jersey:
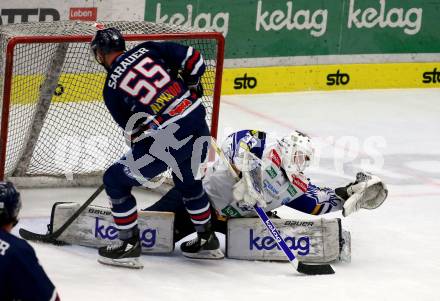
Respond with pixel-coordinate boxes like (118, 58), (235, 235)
(204, 130), (344, 218)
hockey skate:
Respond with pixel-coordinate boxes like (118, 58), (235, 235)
(98, 235), (143, 269)
(180, 231), (224, 260)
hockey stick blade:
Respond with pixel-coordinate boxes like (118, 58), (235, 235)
(19, 185), (104, 244)
(254, 205), (335, 275)
(297, 261), (335, 275)
(19, 228), (66, 244)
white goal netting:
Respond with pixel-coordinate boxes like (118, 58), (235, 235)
(0, 21), (223, 187)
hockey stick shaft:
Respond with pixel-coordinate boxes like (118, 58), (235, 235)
(210, 138), (334, 275)
(19, 184), (105, 243)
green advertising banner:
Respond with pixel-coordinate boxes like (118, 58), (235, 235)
(144, 0), (440, 59)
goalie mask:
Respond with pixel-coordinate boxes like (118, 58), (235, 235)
(278, 131), (314, 179)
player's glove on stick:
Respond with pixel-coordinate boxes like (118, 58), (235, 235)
(188, 81), (204, 99)
(182, 73), (204, 99)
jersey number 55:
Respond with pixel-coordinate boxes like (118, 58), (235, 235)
(120, 57), (171, 105)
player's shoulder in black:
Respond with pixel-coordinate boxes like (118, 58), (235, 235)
(125, 41), (160, 57)
(0, 229), (35, 259)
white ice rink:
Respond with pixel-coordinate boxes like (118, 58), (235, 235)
(13, 89), (440, 301)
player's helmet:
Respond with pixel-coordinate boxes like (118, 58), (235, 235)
(278, 131), (314, 177)
(0, 181), (21, 227)
(91, 27), (126, 65)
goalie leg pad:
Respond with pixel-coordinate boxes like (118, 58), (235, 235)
(226, 217), (350, 264)
(49, 202), (175, 253)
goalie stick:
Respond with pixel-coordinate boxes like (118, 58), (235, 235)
(19, 185), (105, 244)
(210, 138), (335, 275)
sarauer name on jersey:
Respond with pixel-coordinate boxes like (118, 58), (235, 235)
(107, 47), (150, 89)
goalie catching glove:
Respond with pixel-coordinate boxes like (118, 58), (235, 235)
(335, 172), (388, 217)
(232, 177), (267, 209)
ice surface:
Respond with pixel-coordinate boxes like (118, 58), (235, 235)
(12, 89), (440, 300)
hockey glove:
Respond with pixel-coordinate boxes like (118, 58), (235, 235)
(337, 172), (388, 217)
(232, 178), (267, 208)
(188, 81), (204, 99)
(181, 73), (204, 99)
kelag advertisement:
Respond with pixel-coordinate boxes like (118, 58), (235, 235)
(144, 0), (440, 59)
(1, 0), (439, 92)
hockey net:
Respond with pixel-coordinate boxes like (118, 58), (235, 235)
(0, 21), (224, 187)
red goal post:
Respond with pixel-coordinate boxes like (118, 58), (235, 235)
(0, 21), (224, 187)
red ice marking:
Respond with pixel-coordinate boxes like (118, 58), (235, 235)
(392, 191), (440, 198)
(223, 99), (440, 188)
(222, 99), (301, 132)
(223, 99), (361, 156)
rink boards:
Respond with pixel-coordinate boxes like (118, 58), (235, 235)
(8, 62), (440, 105)
(222, 62), (440, 94)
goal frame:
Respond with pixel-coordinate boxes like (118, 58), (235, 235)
(0, 31), (224, 182)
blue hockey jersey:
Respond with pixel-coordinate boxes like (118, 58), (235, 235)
(102, 41), (206, 140)
(0, 229), (59, 301)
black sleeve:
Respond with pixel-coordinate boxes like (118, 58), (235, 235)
(11, 243), (58, 301)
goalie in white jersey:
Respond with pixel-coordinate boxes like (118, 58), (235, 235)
(146, 129), (388, 243)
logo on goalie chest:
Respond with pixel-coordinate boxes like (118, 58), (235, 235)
(265, 166), (277, 179)
(269, 149), (281, 167)
(293, 177), (308, 192)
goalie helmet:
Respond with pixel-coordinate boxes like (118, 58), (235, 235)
(278, 131), (314, 177)
(91, 27), (126, 66)
(0, 181), (21, 227)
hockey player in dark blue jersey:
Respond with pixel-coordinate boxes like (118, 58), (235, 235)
(91, 27), (222, 268)
(0, 182), (60, 301)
